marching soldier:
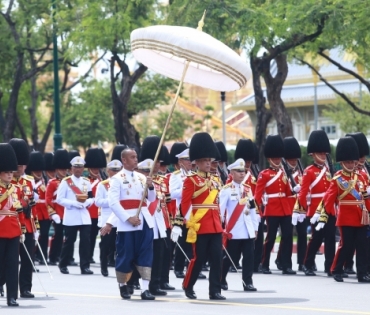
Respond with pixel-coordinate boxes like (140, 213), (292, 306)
(220, 158), (259, 292)
(85, 148), (107, 263)
(9, 138), (40, 299)
(316, 137), (370, 283)
(177, 132), (225, 300)
(26, 152), (49, 265)
(298, 130), (334, 276)
(57, 156), (94, 275)
(0, 143), (26, 307)
(96, 160), (122, 277)
(108, 148), (156, 300)
(46, 149), (69, 265)
(254, 135), (295, 275)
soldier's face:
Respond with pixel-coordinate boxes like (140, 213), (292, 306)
(179, 158), (192, 171)
(122, 150), (138, 171)
(14, 165), (26, 177)
(32, 171), (43, 180)
(313, 153), (326, 165)
(0, 171), (13, 184)
(244, 161), (252, 169)
(89, 168), (100, 178)
(196, 158), (212, 172)
(107, 169), (119, 177)
(341, 160), (355, 172)
(231, 170), (245, 184)
(153, 161), (160, 174)
(286, 159), (298, 168)
(211, 161), (219, 171)
(56, 169), (67, 178)
(72, 166), (84, 177)
(358, 156), (366, 166)
(268, 158), (281, 168)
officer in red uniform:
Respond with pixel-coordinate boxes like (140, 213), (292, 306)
(0, 144), (26, 307)
(85, 148), (107, 263)
(9, 139), (40, 299)
(178, 132), (225, 300)
(298, 130), (334, 276)
(26, 152), (49, 265)
(44, 153), (56, 184)
(46, 149), (70, 265)
(254, 135), (295, 275)
(316, 137), (370, 283)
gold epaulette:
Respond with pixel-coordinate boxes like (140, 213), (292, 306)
(222, 183), (232, 190)
(332, 174), (341, 181)
(23, 175), (34, 182)
(173, 216), (184, 227)
(242, 182), (252, 189)
(82, 177), (90, 181)
(62, 176), (71, 181)
(173, 170), (181, 175)
(186, 172), (197, 177)
(101, 179), (109, 185)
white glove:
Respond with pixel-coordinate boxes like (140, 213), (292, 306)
(316, 222), (325, 231)
(33, 231), (40, 240)
(293, 184), (301, 193)
(83, 198), (94, 208)
(51, 213), (61, 224)
(291, 212), (299, 226)
(310, 213), (320, 224)
(171, 226), (182, 243)
(73, 201), (84, 209)
(20, 234), (25, 243)
(256, 214), (261, 223)
(366, 186), (370, 194)
(298, 213), (306, 223)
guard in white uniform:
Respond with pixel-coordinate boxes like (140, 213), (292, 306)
(220, 159), (259, 292)
(96, 159), (122, 277)
(108, 148), (156, 300)
(56, 156), (94, 275)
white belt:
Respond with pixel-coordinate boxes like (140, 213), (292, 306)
(266, 193), (286, 198)
(37, 199), (45, 203)
(310, 193), (325, 198)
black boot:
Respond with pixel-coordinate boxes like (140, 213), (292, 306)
(7, 298), (19, 307)
(119, 285), (131, 299)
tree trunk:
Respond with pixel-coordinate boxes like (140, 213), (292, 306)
(263, 54), (293, 138)
(251, 56), (272, 170)
(29, 55), (40, 150)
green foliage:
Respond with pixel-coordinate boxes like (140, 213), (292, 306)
(62, 80), (115, 149)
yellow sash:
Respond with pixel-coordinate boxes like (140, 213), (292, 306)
(186, 189), (218, 243)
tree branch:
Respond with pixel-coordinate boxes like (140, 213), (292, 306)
(21, 59), (59, 82)
(297, 58), (370, 116)
(15, 111), (29, 143)
(131, 64), (148, 85)
(318, 50), (370, 91)
(6, 0), (15, 16)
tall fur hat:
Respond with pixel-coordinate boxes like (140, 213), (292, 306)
(0, 143), (18, 172)
(26, 151), (45, 172)
(52, 149), (70, 169)
(8, 138), (29, 165)
(189, 132), (219, 161)
(234, 139), (254, 161)
(283, 137), (301, 159)
(307, 130), (331, 154)
(264, 135), (284, 158)
(336, 137), (359, 162)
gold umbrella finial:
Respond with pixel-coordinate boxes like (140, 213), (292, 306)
(197, 10), (207, 32)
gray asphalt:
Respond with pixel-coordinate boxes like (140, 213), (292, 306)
(1, 243), (369, 315)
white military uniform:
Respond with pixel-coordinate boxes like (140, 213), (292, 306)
(108, 167), (155, 231)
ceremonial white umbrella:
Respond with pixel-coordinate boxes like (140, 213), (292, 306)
(130, 12), (251, 216)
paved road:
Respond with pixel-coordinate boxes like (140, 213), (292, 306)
(1, 245), (369, 315)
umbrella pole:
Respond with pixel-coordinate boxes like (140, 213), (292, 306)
(135, 60), (190, 217)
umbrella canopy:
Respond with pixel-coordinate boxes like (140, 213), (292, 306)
(131, 25), (251, 91)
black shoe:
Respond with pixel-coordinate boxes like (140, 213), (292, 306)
(198, 272), (207, 279)
(333, 274), (343, 282)
(209, 292), (226, 300)
(59, 266), (69, 274)
(49, 260), (57, 266)
(160, 283), (175, 290)
(358, 275), (370, 283)
(342, 272), (348, 278)
(327, 271), (333, 277)
(89, 258), (96, 264)
(133, 284), (141, 290)
(275, 259), (282, 271)
(185, 289), (197, 299)
(20, 291), (34, 298)
(262, 267), (272, 274)
(175, 271), (185, 278)
(141, 290), (155, 300)
(108, 261), (116, 267)
(304, 267), (316, 276)
(68, 261), (78, 266)
(81, 268), (94, 275)
(244, 284), (257, 292)
(282, 268), (296, 275)
(7, 298), (19, 307)
(0, 285), (4, 297)
(344, 268), (356, 275)
(119, 285), (131, 299)
(298, 264), (306, 272)
(313, 263), (317, 271)
(127, 285), (134, 294)
(149, 288), (167, 296)
(33, 268), (39, 273)
(220, 281), (228, 291)
(101, 269), (109, 277)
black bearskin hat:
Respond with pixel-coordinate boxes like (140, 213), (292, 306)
(111, 144), (127, 162)
(44, 152), (55, 171)
(336, 137), (359, 162)
(283, 137), (301, 159)
(68, 150), (80, 163)
(52, 149), (70, 169)
(264, 135), (284, 158)
(0, 143), (18, 172)
(215, 141), (228, 163)
(169, 142), (188, 164)
(98, 148), (107, 168)
(345, 132), (369, 157)
(160, 146), (171, 166)
(189, 132), (219, 161)
(307, 130), (331, 154)
(85, 148), (106, 168)
(26, 152), (45, 173)
(8, 138), (29, 165)
(252, 143), (259, 164)
(234, 139), (254, 161)
(139, 136), (165, 162)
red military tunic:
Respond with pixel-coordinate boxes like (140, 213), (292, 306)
(34, 179), (48, 220)
(46, 177), (64, 219)
(298, 164), (331, 217)
(181, 171), (223, 234)
(153, 174), (171, 229)
(254, 167), (292, 216)
(164, 173), (176, 221)
(11, 176), (38, 233)
(87, 176), (101, 219)
(0, 182), (25, 238)
(243, 170), (257, 195)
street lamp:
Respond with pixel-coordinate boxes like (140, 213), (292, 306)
(311, 68), (319, 130)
